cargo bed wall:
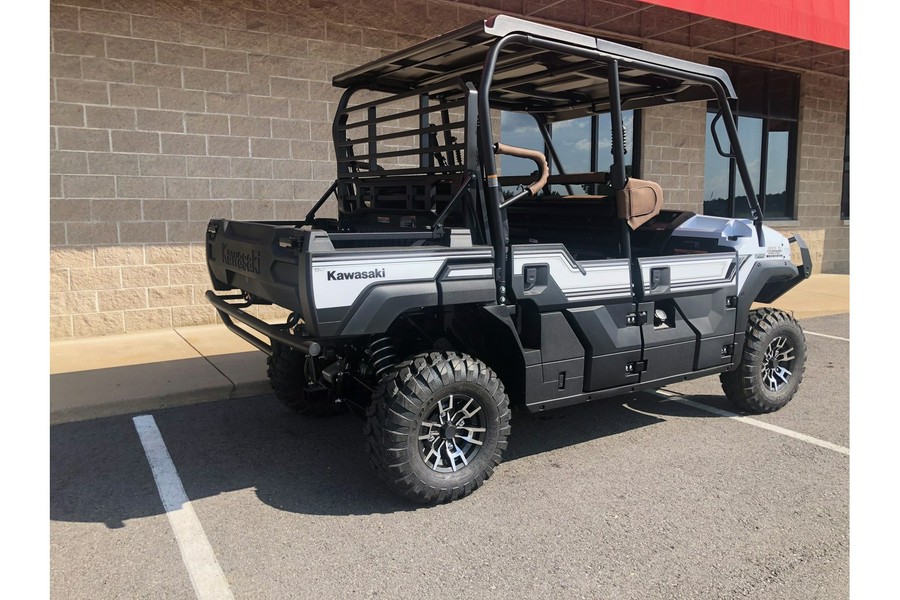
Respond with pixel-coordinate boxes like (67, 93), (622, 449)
(206, 219), (306, 312)
(207, 218), (497, 338)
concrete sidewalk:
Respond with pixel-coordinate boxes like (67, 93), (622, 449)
(49, 274), (849, 424)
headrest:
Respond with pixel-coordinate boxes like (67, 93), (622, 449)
(616, 178), (663, 229)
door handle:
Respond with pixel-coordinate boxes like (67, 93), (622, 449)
(524, 266), (538, 291)
(650, 267), (669, 292)
(523, 264), (547, 292)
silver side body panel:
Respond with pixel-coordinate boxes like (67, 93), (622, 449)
(310, 248), (493, 309)
(638, 254), (736, 294)
(670, 215), (791, 293)
(511, 246), (631, 302)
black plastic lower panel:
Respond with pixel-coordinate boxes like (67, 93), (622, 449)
(696, 333), (734, 370)
(523, 312), (586, 407)
(566, 303), (641, 391)
(526, 364), (732, 413)
(642, 340), (695, 382)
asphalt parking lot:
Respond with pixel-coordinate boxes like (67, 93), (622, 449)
(50, 313), (849, 600)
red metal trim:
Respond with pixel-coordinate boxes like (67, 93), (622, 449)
(635, 0), (849, 49)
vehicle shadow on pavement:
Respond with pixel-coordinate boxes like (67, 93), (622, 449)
(627, 393), (741, 417)
(50, 391), (734, 523)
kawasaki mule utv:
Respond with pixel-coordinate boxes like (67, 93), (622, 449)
(205, 15), (812, 504)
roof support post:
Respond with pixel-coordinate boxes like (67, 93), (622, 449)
(478, 34), (531, 302)
(608, 60), (627, 191)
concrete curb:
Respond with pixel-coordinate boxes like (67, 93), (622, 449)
(50, 378), (271, 425)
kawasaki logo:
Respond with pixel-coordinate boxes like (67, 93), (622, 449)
(221, 244), (261, 275)
(327, 268), (386, 281)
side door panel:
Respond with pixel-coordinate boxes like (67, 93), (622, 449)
(510, 244), (640, 404)
(635, 253), (738, 384)
(567, 303), (642, 390)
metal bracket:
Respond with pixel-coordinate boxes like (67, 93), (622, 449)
(626, 311), (648, 326)
(725, 296), (738, 308)
(625, 360), (647, 374)
(278, 236), (304, 249)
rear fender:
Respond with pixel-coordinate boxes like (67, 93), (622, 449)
(459, 305), (528, 405)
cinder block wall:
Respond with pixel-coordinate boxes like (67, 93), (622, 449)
(772, 72), (849, 274)
(50, 0), (849, 339)
(50, 0), (493, 338)
(638, 43), (706, 213)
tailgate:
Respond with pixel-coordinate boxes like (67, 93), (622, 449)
(206, 219), (312, 313)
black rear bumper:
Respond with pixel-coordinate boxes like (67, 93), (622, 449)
(205, 291), (321, 357)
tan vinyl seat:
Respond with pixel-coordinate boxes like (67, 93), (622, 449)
(616, 177), (663, 229)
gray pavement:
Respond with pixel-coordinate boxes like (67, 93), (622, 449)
(50, 313), (849, 600)
(49, 278), (850, 598)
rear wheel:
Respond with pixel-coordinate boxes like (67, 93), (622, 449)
(721, 308), (807, 413)
(266, 342), (341, 416)
(364, 352), (511, 504)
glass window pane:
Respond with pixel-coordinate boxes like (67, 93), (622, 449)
(764, 120), (792, 218)
(552, 115), (591, 174)
(500, 111), (544, 176)
(734, 116), (763, 219)
(542, 110), (636, 196)
(704, 60), (798, 219)
(841, 110), (849, 218)
(768, 70), (799, 119)
(704, 112), (731, 217)
(623, 110), (635, 174)
(734, 64), (766, 116)
(500, 111), (546, 198)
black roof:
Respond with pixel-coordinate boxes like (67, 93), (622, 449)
(333, 15), (736, 121)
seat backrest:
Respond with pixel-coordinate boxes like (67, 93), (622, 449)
(616, 178), (664, 230)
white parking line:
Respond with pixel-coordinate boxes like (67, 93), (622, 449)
(805, 330), (850, 342)
(133, 415), (235, 600)
(651, 391), (850, 456)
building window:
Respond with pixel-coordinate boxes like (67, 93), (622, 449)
(704, 60), (799, 220)
(500, 110), (639, 196)
(840, 106), (849, 219)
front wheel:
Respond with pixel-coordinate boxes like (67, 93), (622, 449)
(364, 352), (511, 504)
(721, 307), (808, 413)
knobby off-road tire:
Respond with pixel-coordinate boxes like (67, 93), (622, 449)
(266, 342), (340, 416)
(721, 307), (808, 413)
(364, 352), (511, 504)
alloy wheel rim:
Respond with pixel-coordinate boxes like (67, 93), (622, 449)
(419, 394), (487, 473)
(761, 335), (795, 392)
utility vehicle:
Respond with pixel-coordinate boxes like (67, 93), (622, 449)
(206, 15), (812, 504)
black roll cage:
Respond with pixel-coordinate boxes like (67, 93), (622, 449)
(476, 33), (764, 295)
(308, 21), (765, 302)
